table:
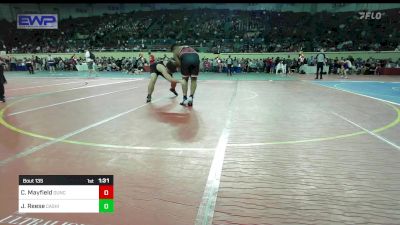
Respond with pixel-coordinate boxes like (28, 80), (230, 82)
(16, 65), (27, 71)
(376, 68), (400, 75)
(300, 65), (330, 74)
(76, 63), (97, 71)
(222, 67), (242, 73)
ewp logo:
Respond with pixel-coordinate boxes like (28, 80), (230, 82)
(17, 14), (58, 29)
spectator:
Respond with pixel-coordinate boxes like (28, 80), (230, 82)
(26, 56), (34, 74)
(149, 52), (155, 65)
(275, 59), (285, 74)
(204, 58), (211, 72)
(10, 57), (16, 71)
(137, 53), (145, 73)
(341, 58), (352, 79)
(0, 57), (6, 102)
(232, 57), (239, 74)
(47, 54), (55, 73)
(85, 49), (95, 77)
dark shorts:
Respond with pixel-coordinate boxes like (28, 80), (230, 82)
(150, 69), (163, 78)
(162, 73), (173, 80)
(150, 68), (172, 80)
(180, 53), (200, 77)
(153, 72), (173, 80)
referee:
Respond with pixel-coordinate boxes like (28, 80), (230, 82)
(0, 57), (7, 102)
(226, 55), (233, 76)
(315, 49), (326, 80)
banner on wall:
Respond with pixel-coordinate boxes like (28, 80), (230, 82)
(17, 14), (58, 29)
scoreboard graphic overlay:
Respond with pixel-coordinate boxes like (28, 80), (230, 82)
(19, 175), (114, 213)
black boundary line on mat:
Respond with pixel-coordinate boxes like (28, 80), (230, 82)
(1, 1), (391, 6)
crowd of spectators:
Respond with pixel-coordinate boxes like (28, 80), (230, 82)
(1, 53), (399, 76)
(199, 56), (400, 75)
(0, 8), (399, 54)
(0, 53), (168, 74)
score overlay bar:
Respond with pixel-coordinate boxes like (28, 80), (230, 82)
(18, 175), (114, 213)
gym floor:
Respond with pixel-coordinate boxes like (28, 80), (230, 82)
(0, 71), (399, 225)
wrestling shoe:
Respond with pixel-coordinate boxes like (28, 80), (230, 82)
(170, 88), (178, 96)
(187, 96), (193, 107)
(180, 97), (188, 106)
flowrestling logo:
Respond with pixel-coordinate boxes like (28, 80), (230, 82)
(17, 14), (58, 29)
(358, 11), (383, 20)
